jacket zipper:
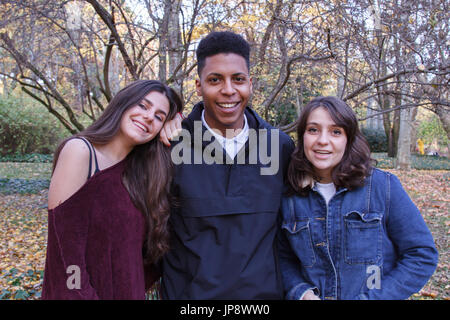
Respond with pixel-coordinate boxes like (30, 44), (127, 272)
(225, 164), (233, 195)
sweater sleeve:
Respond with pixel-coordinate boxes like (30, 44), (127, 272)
(360, 174), (438, 300)
(41, 203), (100, 300)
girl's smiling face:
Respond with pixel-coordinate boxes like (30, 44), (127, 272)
(303, 107), (348, 183)
(119, 90), (170, 146)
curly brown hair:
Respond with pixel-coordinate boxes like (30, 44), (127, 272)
(287, 96), (374, 196)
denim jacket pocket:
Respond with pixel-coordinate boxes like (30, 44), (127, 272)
(344, 211), (382, 265)
(282, 219), (316, 267)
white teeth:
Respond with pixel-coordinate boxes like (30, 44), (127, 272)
(316, 151), (330, 154)
(218, 103), (238, 108)
(133, 121), (148, 132)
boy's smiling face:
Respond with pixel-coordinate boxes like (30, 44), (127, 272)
(195, 53), (252, 136)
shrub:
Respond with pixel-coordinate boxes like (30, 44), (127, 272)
(361, 127), (388, 152)
(271, 102), (298, 127)
(0, 153), (53, 163)
(372, 152), (450, 170)
(0, 178), (50, 195)
(417, 113), (449, 146)
(0, 96), (68, 156)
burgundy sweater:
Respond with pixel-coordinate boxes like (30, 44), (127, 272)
(41, 159), (160, 299)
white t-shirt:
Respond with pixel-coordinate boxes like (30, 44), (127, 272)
(201, 110), (249, 160)
(315, 182), (336, 205)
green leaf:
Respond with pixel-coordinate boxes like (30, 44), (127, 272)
(14, 290), (30, 300)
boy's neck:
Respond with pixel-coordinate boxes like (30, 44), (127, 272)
(202, 109), (246, 138)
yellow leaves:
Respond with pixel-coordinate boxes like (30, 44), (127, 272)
(419, 290), (438, 298)
(0, 192), (48, 299)
(240, 14), (259, 24)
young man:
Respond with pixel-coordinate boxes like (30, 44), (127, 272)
(161, 31), (294, 299)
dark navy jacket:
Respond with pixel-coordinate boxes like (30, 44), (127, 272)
(162, 102), (294, 299)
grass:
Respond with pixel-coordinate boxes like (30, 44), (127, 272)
(0, 162), (52, 180)
(372, 152), (450, 170)
(0, 162), (52, 195)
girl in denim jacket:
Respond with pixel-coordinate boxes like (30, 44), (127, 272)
(278, 96), (438, 300)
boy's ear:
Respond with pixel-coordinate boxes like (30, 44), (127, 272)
(249, 76), (253, 94)
(195, 79), (202, 97)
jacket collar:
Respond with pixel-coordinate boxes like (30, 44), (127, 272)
(183, 102), (271, 157)
(186, 101), (267, 131)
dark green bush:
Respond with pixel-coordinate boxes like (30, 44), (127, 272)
(411, 154), (450, 170)
(373, 152), (450, 170)
(272, 103), (298, 127)
(361, 127), (388, 152)
(0, 153), (53, 163)
(0, 178), (50, 195)
(0, 96), (67, 156)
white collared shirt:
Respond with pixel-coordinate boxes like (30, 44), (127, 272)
(201, 110), (249, 160)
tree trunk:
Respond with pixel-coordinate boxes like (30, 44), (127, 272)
(394, 0), (413, 168)
(396, 105), (413, 169)
(158, 3), (168, 82)
(390, 99), (400, 157)
(167, 0), (183, 98)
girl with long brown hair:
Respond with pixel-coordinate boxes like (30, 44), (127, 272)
(42, 80), (182, 299)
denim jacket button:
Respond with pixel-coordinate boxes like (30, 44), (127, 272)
(315, 242), (326, 247)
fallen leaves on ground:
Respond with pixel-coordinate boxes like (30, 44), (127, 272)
(387, 169), (449, 300)
(0, 169), (448, 299)
(0, 191), (48, 299)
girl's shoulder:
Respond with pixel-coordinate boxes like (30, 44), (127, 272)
(366, 168), (406, 199)
(281, 190), (311, 208)
(368, 167), (395, 182)
(48, 137), (92, 210)
(60, 137), (92, 157)
(55, 137), (93, 176)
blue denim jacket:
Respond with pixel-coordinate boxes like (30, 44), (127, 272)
(278, 168), (438, 300)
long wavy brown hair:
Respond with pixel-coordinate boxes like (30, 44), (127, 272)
(52, 80), (183, 264)
(287, 96), (374, 196)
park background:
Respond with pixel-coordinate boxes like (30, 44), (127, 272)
(0, 0), (448, 300)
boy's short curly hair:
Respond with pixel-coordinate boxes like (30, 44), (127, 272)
(196, 31), (250, 76)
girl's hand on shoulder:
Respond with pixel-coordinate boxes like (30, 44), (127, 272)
(48, 139), (91, 210)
